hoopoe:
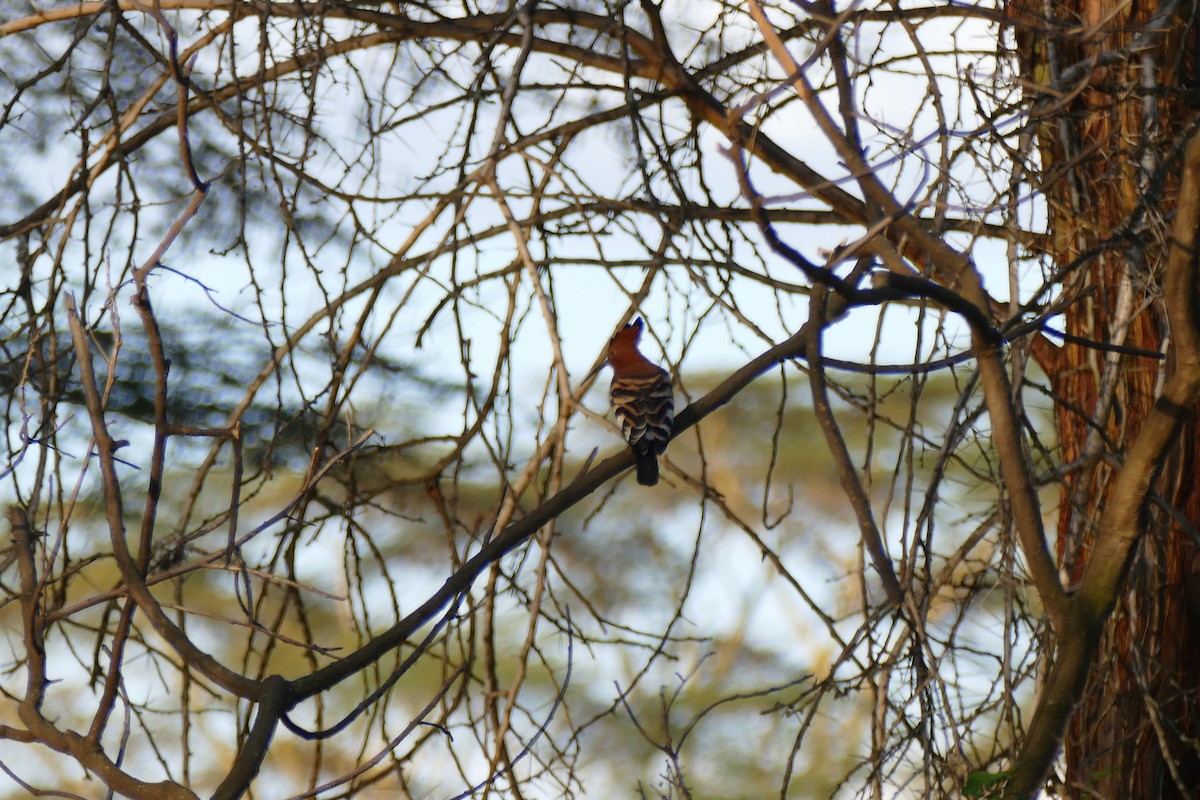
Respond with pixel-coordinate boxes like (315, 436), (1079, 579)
(607, 318), (673, 486)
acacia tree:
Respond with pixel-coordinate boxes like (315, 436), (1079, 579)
(2, 0), (1199, 798)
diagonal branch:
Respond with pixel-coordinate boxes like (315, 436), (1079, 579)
(287, 307), (847, 700)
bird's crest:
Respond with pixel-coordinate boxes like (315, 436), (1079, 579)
(607, 318), (657, 373)
(608, 317), (644, 353)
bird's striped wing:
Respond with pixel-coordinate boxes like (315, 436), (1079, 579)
(610, 369), (674, 455)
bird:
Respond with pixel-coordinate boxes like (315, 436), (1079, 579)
(606, 318), (674, 486)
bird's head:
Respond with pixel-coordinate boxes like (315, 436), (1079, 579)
(605, 317), (661, 375)
(582, 318), (654, 383)
(607, 317), (644, 359)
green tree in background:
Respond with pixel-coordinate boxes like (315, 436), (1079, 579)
(2, 1), (1198, 798)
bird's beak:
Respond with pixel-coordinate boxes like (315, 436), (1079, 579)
(582, 359), (606, 385)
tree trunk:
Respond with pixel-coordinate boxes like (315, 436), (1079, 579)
(1016, 0), (1200, 794)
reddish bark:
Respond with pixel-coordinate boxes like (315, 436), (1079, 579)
(1012, 0), (1200, 791)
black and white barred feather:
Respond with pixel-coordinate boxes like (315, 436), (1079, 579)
(610, 369), (673, 486)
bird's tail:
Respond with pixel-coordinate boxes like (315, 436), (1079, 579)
(635, 448), (659, 486)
